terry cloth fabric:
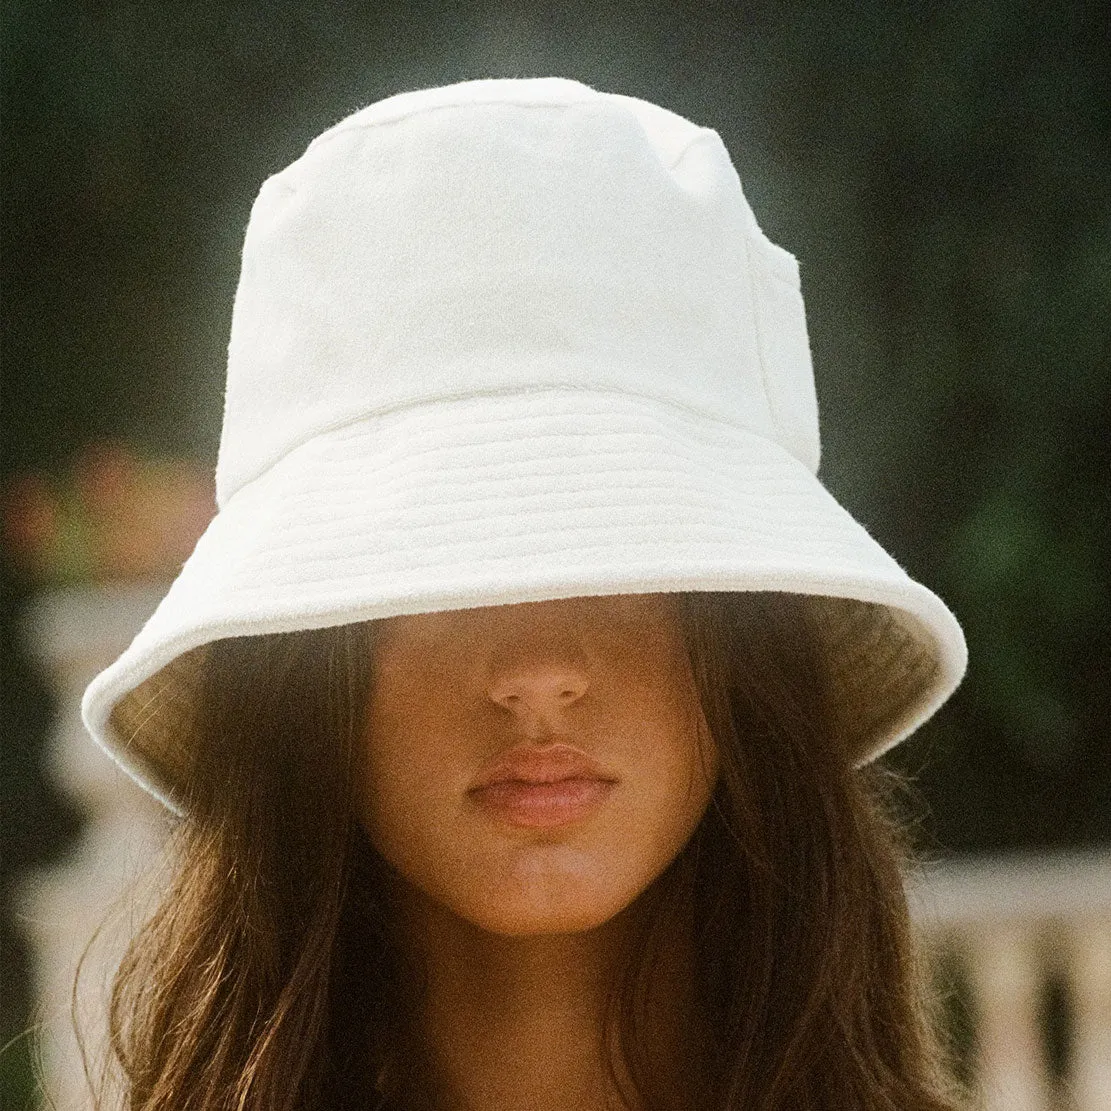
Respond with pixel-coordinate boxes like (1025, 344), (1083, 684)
(80, 77), (967, 814)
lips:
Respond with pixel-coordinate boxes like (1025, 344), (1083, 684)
(467, 743), (617, 829)
(470, 742), (614, 790)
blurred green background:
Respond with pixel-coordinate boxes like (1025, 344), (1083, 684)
(2, 0), (1108, 1103)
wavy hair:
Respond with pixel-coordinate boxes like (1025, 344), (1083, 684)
(89, 592), (964, 1109)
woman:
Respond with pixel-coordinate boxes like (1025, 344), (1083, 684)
(81, 78), (968, 1109)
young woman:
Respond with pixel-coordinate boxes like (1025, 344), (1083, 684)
(81, 78), (969, 1110)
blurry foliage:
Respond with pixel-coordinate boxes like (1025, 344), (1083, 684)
(1, 0), (1108, 1103)
(2, 441), (213, 586)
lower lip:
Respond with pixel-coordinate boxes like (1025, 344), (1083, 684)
(468, 778), (615, 828)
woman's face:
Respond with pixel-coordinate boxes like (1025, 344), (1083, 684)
(359, 593), (718, 936)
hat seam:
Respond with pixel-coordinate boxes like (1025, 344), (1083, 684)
(304, 89), (610, 159)
(740, 235), (779, 453)
(234, 509), (879, 559)
(219, 383), (807, 509)
(318, 414), (808, 474)
(300, 89), (719, 172)
(661, 129), (720, 172)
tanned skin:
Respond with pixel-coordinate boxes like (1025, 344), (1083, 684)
(361, 594), (718, 1110)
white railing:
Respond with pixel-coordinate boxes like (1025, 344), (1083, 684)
(910, 852), (1111, 1111)
(13, 584), (1111, 1110)
(15, 585), (171, 1111)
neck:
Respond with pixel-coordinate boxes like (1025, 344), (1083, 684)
(383, 869), (708, 1111)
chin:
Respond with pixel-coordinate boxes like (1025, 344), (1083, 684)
(447, 858), (649, 937)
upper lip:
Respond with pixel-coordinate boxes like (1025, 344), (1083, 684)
(469, 743), (616, 790)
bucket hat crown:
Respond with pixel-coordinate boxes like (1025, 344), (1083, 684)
(81, 76), (966, 812)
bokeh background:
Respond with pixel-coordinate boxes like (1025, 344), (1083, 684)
(2, 1), (1108, 1106)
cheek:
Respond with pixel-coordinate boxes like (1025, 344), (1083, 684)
(603, 687), (718, 882)
(357, 696), (471, 892)
(359, 733), (435, 869)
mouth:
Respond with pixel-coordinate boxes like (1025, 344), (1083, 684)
(467, 743), (617, 829)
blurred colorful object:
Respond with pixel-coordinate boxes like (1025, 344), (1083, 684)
(2, 441), (213, 584)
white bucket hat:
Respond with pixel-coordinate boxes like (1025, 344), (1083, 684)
(81, 76), (966, 814)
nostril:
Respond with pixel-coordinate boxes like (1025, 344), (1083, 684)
(487, 672), (589, 713)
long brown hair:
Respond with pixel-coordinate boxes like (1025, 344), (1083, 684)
(91, 591), (964, 1109)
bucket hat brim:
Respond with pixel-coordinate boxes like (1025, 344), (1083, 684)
(81, 386), (966, 814)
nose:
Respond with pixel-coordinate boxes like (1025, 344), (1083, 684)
(486, 656), (590, 731)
